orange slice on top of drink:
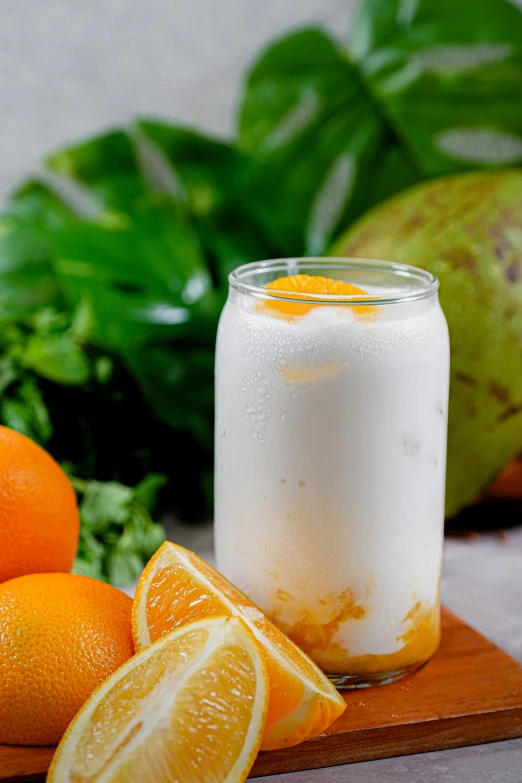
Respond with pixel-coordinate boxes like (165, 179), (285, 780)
(257, 274), (375, 320)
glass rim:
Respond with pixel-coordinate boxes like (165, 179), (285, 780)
(229, 258), (439, 306)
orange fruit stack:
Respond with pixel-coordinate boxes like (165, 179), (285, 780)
(0, 425), (80, 582)
(0, 573), (134, 746)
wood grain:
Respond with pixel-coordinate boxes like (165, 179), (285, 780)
(252, 608), (522, 776)
(0, 746), (54, 783)
(1, 608), (521, 781)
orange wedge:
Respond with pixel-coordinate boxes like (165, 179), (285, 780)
(257, 274), (374, 320)
(48, 616), (268, 783)
(133, 542), (346, 750)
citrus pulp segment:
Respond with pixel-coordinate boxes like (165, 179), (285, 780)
(132, 542), (346, 750)
(47, 616), (268, 783)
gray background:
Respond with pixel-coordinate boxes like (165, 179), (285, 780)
(0, 0), (355, 201)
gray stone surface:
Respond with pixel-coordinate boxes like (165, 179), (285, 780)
(163, 519), (522, 782)
(265, 741), (522, 783)
(443, 526), (522, 665)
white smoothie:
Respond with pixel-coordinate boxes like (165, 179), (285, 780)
(215, 266), (449, 680)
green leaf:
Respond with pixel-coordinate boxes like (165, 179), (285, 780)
(137, 521), (166, 559)
(0, 357), (17, 395)
(93, 356), (114, 384)
(31, 307), (70, 333)
(133, 473), (168, 513)
(124, 508), (166, 559)
(342, 143), (420, 221)
(73, 557), (107, 581)
(14, 177), (97, 225)
(238, 2), (522, 253)
(107, 546), (145, 588)
(74, 527), (107, 580)
(0, 398), (33, 438)
(70, 300), (95, 341)
(17, 378), (53, 442)
(130, 126), (187, 204)
(0, 377), (53, 444)
(125, 318), (218, 446)
(47, 130), (147, 212)
(0, 210), (61, 318)
(23, 332), (91, 385)
(350, 0), (522, 175)
(135, 122), (275, 282)
(50, 196), (213, 352)
(79, 480), (134, 531)
(238, 28), (385, 255)
(135, 123), (240, 213)
(46, 195), (221, 441)
(0, 180), (92, 320)
(43, 123), (270, 287)
(71, 473), (167, 586)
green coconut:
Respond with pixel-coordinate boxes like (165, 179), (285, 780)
(333, 169), (522, 517)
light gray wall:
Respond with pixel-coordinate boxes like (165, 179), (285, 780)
(0, 0), (355, 201)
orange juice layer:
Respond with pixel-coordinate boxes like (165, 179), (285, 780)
(256, 275), (375, 320)
(275, 597), (440, 676)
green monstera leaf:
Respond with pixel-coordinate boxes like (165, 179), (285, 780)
(134, 121), (276, 283)
(238, 0), (522, 256)
(46, 123), (273, 287)
(350, 0), (522, 174)
(238, 28), (385, 257)
(47, 130), (149, 212)
(0, 191), (66, 318)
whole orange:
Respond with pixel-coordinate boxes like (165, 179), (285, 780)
(0, 573), (134, 746)
(0, 425), (80, 582)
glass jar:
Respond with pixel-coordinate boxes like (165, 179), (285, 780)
(214, 258), (450, 688)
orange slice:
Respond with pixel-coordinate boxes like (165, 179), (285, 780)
(133, 542), (346, 750)
(47, 616), (268, 783)
(257, 274), (374, 320)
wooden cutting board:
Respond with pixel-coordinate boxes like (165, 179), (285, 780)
(1, 607), (521, 782)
